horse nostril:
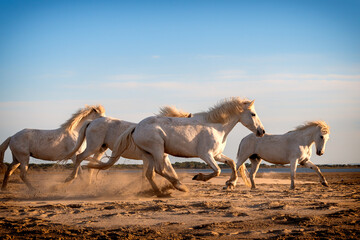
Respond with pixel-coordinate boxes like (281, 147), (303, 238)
(263, 129), (265, 134)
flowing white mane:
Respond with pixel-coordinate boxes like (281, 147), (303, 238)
(294, 120), (330, 134)
(205, 97), (251, 123)
(61, 105), (105, 131)
(158, 106), (192, 118)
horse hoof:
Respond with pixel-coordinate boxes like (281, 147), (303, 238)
(322, 182), (329, 187)
(64, 176), (75, 183)
(192, 173), (204, 181)
(156, 192), (172, 198)
(223, 185), (233, 190)
(224, 182), (235, 190)
(175, 183), (189, 192)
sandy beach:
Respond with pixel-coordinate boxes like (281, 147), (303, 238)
(0, 167), (359, 239)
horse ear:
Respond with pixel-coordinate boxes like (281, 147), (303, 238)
(248, 100), (255, 108)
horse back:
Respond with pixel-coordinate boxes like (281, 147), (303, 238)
(10, 128), (71, 160)
(134, 116), (224, 158)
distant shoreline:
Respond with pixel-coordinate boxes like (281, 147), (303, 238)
(5, 161), (359, 170)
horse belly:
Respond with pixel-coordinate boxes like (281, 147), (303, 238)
(257, 138), (289, 164)
(30, 132), (70, 160)
(121, 145), (143, 160)
(163, 133), (198, 158)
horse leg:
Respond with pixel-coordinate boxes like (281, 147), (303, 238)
(290, 159), (299, 190)
(87, 149), (106, 185)
(193, 153), (221, 181)
(214, 154), (238, 190)
(301, 160), (329, 187)
(19, 162), (35, 190)
(141, 159), (149, 190)
(249, 156), (261, 189)
(1, 159), (20, 191)
(65, 147), (100, 183)
(155, 154), (188, 192)
(143, 155), (165, 197)
(9, 152), (35, 190)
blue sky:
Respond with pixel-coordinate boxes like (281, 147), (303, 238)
(0, 0), (359, 165)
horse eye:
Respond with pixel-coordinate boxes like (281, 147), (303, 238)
(251, 113), (256, 117)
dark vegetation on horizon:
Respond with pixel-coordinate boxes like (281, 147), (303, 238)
(4, 162), (359, 170)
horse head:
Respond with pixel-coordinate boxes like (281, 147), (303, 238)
(314, 122), (330, 156)
(239, 100), (265, 137)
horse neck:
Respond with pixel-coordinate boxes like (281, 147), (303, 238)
(293, 126), (317, 147)
(194, 112), (239, 141)
(219, 115), (241, 141)
(75, 117), (90, 133)
(64, 116), (92, 135)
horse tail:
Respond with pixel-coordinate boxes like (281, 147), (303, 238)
(0, 137), (11, 171)
(238, 163), (251, 187)
(86, 125), (136, 170)
(63, 120), (92, 160)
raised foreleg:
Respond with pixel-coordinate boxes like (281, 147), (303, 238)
(301, 160), (329, 187)
(193, 153), (221, 182)
(214, 154), (238, 189)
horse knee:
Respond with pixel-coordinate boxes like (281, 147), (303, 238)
(20, 169), (28, 180)
(145, 169), (155, 180)
(214, 168), (221, 177)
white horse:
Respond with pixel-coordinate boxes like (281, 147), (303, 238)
(88, 97), (265, 194)
(62, 106), (193, 185)
(234, 121), (330, 190)
(0, 105), (105, 190)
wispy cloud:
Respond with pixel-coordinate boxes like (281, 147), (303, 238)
(214, 70), (360, 82)
(36, 71), (75, 80)
(216, 70), (247, 79)
(261, 73), (360, 81)
(65, 72), (360, 98)
(101, 81), (183, 89)
(106, 73), (175, 81)
(107, 74), (153, 81)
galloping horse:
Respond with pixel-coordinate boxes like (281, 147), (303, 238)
(234, 121), (330, 189)
(87, 97), (265, 195)
(63, 106), (193, 185)
(0, 105), (105, 190)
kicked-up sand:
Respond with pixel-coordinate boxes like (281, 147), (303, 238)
(0, 167), (359, 239)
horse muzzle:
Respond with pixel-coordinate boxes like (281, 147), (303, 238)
(256, 128), (265, 137)
(316, 150), (324, 156)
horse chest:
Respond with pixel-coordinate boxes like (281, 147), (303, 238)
(298, 146), (311, 160)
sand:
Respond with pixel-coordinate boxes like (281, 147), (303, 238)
(0, 168), (359, 239)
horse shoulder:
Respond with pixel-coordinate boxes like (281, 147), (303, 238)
(239, 133), (257, 150)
